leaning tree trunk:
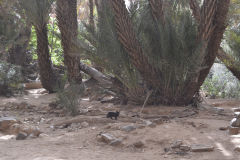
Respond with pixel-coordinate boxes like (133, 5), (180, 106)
(217, 48), (240, 81)
(56, 0), (82, 84)
(183, 0), (230, 105)
(35, 24), (58, 92)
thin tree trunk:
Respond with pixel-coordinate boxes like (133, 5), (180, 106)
(217, 48), (240, 80)
(57, 0), (82, 84)
(35, 24), (58, 92)
(89, 0), (94, 32)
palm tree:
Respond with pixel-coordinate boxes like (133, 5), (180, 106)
(56, 0), (82, 84)
(20, 0), (59, 92)
(77, 0), (230, 105)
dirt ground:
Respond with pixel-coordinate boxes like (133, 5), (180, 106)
(1, 89), (240, 160)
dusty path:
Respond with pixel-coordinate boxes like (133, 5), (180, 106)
(0, 90), (240, 160)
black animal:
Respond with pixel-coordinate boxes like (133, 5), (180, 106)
(106, 111), (120, 120)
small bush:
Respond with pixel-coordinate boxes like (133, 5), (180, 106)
(202, 63), (240, 98)
(57, 83), (85, 116)
(0, 61), (23, 96)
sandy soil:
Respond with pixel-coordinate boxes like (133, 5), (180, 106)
(0, 90), (240, 160)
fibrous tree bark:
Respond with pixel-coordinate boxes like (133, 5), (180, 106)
(35, 23), (58, 92)
(57, 0), (82, 84)
(8, 26), (31, 66)
(185, 0), (230, 104)
(20, 0), (59, 93)
(108, 0), (230, 105)
(217, 48), (240, 81)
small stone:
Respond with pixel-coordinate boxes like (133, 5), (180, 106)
(143, 120), (153, 126)
(110, 139), (122, 146)
(190, 144), (214, 152)
(148, 122), (157, 128)
(100, 133), (116, 143)
(171, 140), (183, 148)
(234, 112), (240, 118)
(233, 108), (240, 112)
(152, 118), (164, 125)
(133, 141), (145, 148)
(136, 124), (146, 129)
(79, 109), (88, 115)
(230, 118), (240, 127)
(16, 132), (28, 140)
(229, 126), (239, 135)
(71, 123), (81, 129)
(219, 126), (229, 131)
(213, 107), (224, 114)
(234, 146), (240, 152)
(0, 117), (18, 131)
(121, 125), (136, 132)
(180, 145), (190, 151)
(81, 122), (89, 128)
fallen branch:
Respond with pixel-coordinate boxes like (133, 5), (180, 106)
(79, 62), (112, 86)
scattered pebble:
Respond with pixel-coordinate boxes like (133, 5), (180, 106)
(16, 132), (28, 140)
(81, 122), (89, 128)
(133, 141), (145, 148)
(121, 125), (136, 132)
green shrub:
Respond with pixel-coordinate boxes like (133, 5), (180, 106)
(0, 61), (23, 96)
(57, 83), (85, 116)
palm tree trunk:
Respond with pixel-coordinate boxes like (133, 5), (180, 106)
(56, 0), (82, 84)
(35, 24), (57, 92)
(8, 26), (31, 66)
(217, 48), (240, 80)
(182, 0), (230, 105)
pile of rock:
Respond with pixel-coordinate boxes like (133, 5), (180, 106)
(229, 109), (240, 135)
(0, 117), (42, 140)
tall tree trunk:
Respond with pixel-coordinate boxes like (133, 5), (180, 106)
(8, 26), (31, 66)
(56, 0), (82, 84)
(89, 0), (94, 32)
(181, 0), (230, 105)
(35, 24), (58, 92)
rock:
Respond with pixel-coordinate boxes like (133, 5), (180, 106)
(79, 109), (88, 115)
(233, 108), (240, 112)
(109, 139), (122, 146)
(100, 133), (116, 143)
(230, 118), (240, 127)
(148, 122), (157, 128)
(180, 145), (190, 151)
(190, 144), (214, 152)
(121, 125), (136, 132)
(234, 146), (240, 152)
(136, 124), (146, 129)
(229, 126), (239, 135)
(16, 132), (28, 140)
(143, 120), (152, 126)
(234, 112), (240, 118)
(171, 140), (183, 149)
(152, 118), (164, 125)
(0, 117), (18, 131)
(81, 122), (89, 128)
(71, 123), (81, 129)
(213, 107), (224, 114)
(133, 141), (145, 148)
(219, 126), (229, 131)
